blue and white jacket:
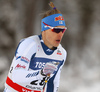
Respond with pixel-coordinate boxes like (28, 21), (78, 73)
(5, 35), (67, 92)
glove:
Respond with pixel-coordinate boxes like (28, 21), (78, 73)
(41, 62), (58, 76)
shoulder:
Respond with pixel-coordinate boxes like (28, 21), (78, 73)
(15, 35), (39, 56)
(28, 35), (40, 43)
(19, 36), (37, 50)
(58, 44), (67, 61)
(24, 35), (39, 44)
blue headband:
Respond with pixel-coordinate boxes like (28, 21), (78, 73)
(41, 14), (66, 31)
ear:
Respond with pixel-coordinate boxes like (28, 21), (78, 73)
(42, 30), (45, 34)
(42, 31), (45, 37)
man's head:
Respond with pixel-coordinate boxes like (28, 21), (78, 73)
(41, 2), (67, 49)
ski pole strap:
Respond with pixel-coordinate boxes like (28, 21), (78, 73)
(6, 76), (41, 92)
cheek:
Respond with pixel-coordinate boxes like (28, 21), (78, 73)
(46, 30), (52, 38)
(46, 31), (55, 42)
(46, 34), (53, 42)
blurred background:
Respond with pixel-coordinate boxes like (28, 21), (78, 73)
(0, 0), (100, 92)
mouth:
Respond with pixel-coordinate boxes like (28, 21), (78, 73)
(56, 40), (61, 43)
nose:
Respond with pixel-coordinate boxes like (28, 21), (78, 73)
(59, 31), (64, 35)
(58, 31), (63, 37)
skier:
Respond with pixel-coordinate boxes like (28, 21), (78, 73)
(4, 2), (67, 92)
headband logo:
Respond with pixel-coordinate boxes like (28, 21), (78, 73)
(55, 16), (64, 21)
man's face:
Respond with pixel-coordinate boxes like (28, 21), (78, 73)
(42, 26), (66, 49)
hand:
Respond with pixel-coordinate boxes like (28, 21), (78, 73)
(41, 62), (58, 76)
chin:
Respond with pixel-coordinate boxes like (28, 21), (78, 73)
(54, 44), (59, 47)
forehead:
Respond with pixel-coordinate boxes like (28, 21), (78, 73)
(56, 26), (66, 28)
